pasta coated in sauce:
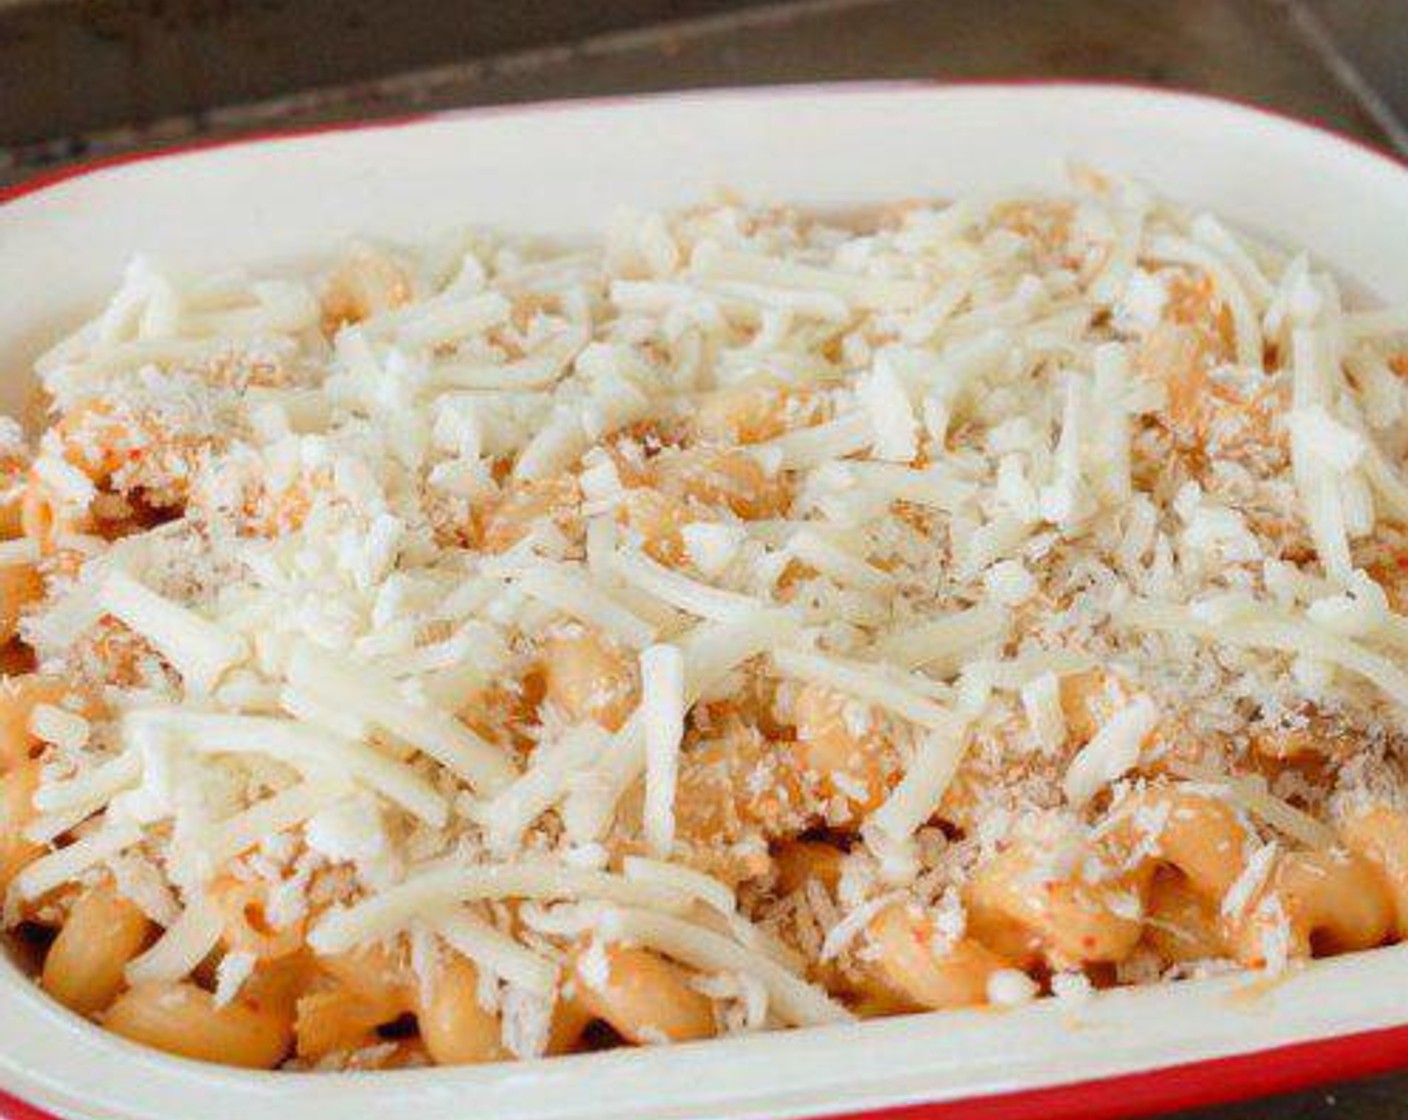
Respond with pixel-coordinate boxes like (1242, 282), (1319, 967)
(4, 175), (1408, 1071)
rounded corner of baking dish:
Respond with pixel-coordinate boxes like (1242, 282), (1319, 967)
(5, 82), (1408, 1120)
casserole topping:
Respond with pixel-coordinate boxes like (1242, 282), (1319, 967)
(4, 173), (1408, 1068)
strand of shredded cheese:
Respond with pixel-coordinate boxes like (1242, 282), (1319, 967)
(123, 709), (449, 826)
(640, 643), (685, 860)
(309, 863), (693, 954)
(772, 646), (962, 732)
(598, 907), (852, 1027)
(98, 572), (249, 694)
(286, 642), (516, 794)
(125, 897), (225, 984)
(431, 908), (559, 997)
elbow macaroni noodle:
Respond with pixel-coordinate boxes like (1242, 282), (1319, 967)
(2, 176), (1408, 1071)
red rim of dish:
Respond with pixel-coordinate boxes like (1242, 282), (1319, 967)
(5, 1017), (1408, 1120)
(1, 80), (1407, 1120)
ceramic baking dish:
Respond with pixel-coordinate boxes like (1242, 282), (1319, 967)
(4, 82), (1408, 1120)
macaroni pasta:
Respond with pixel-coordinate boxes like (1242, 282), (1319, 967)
(2, 176), (1408, 1070)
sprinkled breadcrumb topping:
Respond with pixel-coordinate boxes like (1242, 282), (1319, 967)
(5, 172), (1408, 1071)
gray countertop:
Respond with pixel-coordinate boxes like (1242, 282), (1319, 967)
(4, 1), (1408, 1117)
(3, 0), (1406, 179)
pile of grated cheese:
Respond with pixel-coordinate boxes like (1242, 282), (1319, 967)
(8, 171), (1408, 1066)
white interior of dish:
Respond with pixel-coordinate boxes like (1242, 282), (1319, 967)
(3, 84), (1408, 1120)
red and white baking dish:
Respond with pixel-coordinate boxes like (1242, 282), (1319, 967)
(4, 82), (1408, 1120)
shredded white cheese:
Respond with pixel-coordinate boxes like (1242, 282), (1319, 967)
(13, 178), (1408, 1065)
(598, 906), (852, 1027)
(773, 647), (961, 733)
(310, 863), (692, 954)
(125, 897), (228, 984)
(1063, 695), (1160, 806)
(98, 572), (249, 694)
(285, 642), (516, 794)
(432, 908), (559, 998)
(640, 643), (685, 860)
